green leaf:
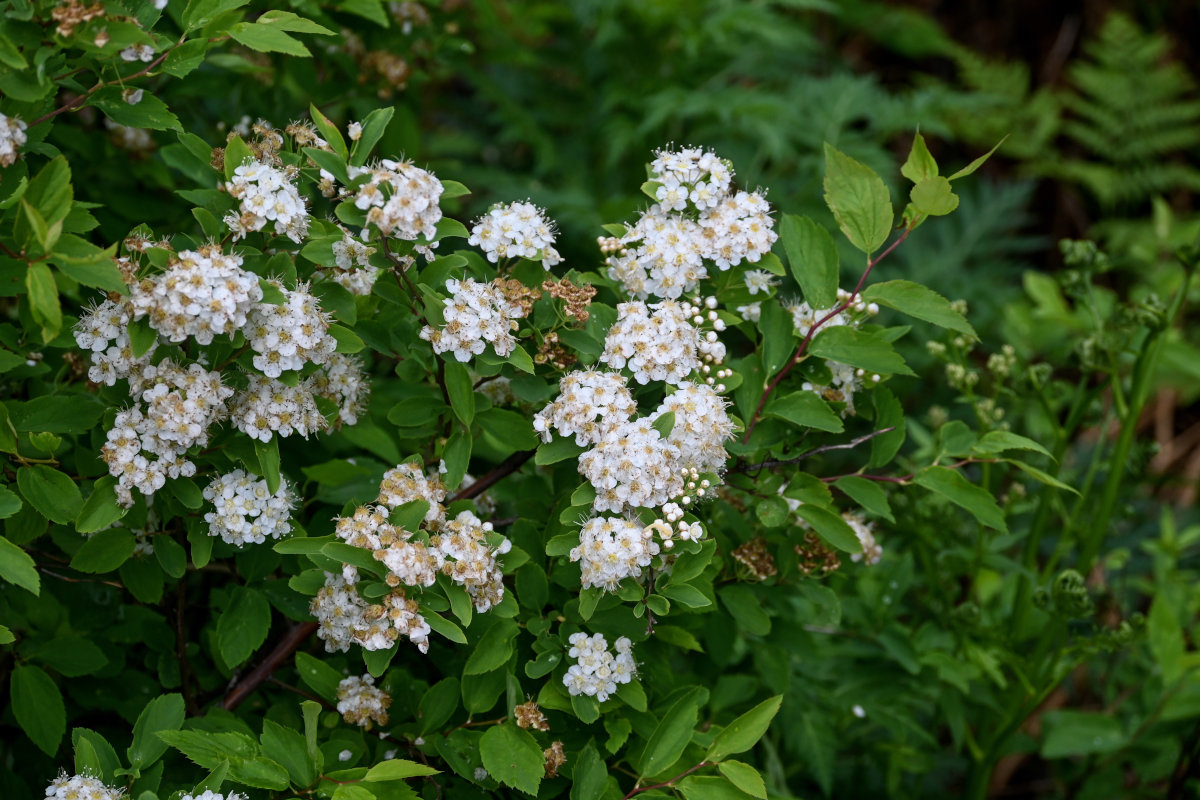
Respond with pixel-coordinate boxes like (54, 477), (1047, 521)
(571, 743), (609, 800)
(76, 477), (127, 533)
(425, 611), (467, 644)
(254, 437), (281, 495)
(660, 583), (711, 609)
(764, 391), (843, 433)
(70, 529), (135, 573)
(295, 651), (342, 702)
(1040, 711), (1126, 758)
(972, 431), (1051, 459)
(535, 435), (586, 466)
(224, 135), (254, 180)
(640, 687), (705, 777)
(364, 759), (439, 781)
(33, 636), (108, 676)
(652, 411), (676, 439)
(256, 9), (335, 34)
(913, 467), (1007, 532)
(0, 625), (13, 644)
(127, 318), (158, 358)
(217, 586), (272, 667)
(1007, 460), (1079, 495)
(155, 535), (188, 578)
(757, 297), (795, 378)
(869, 387), (905, 468)
(441, 180), (471, 199)
(11, 665), (65, 756)
(900, 132), (938, 183)
(822, 143), (893, 254)
(476, 407), (539, 450)
(718, 761), (767, 799)
(480, 722), (543, 796)
(350, 106), (395, 167)
(162, 38), (209, 78)
(261, 719), (318, 788)
(301, 700), (323, 773)
(72, 733), (104, 783)
(910, 176), (959, 216)
(183, 0), (250, 32)
(808, 327), (914, 377)
(677, 775), (756, 800)
(463, 620), (517, 675)
(25, 261), (61, 342)
(230, 18), (315, 56)
(89, 88), (182, 132)
(303, 146), (350, 187)
(834, 476), (894, 523)
(948, 137), (1007, 181)
(718, 585), (771, 636)
(330, 323), (366, 354)
(862, 280), (976, 338)
(794, 505), (862, 553)
(779, 214), (839, 309)
(706, 695), (783, 762)
(308, 104), (349, 161)
(0, 486), (20, 519)
(419, 677), (460, 735)
(1148, 595), (1185, 684)
(128, 694), (185, 770)
(755, 497), (789, 528)
(0, 535), (39, 595)
(444, 360), (475, 426)
(157, 730), (289, 790)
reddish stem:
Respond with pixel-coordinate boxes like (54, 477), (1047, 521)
(622, 761), (713, 799)
(222, 621), (318, 710)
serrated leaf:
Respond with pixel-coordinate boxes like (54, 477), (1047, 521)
(480, 723), (543, 795)
(910, 176), (959, 216)
(862, 280), (975, 338)
(900, 132), (938, 183)
(779, 214), (839, 308)
(833, 476), (895, 523)
(972, 431), (1051, 459)
(157, 730), (289, 790)
(793, 504), (862, 553)
(823, 143), (893, 254)
(217, 586), (272, 667)
(128, 694), (185, 770)
(913, 467), (1007, 532)
(0, 535), (39, 595)
(764, 391), (843, 433)
(364, 759), (439, 780)
(808, 326), (914, 377)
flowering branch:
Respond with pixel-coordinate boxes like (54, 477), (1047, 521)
(30, 42), (180, 128)
(622, 761), (713, 798)
(741, 223), (917, 443)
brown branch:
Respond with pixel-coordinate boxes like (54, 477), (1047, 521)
(731, 427), (895, 474)
(449, 449), (536, 502)
(622, 761), (713, 799)
(30, 45), (177, 128)
(742, 224), (915, 443)
(221, 621), (318, 710)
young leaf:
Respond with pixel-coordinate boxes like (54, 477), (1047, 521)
(128, 694), (186, 770)
(909, 176), (959, 217)
(779, 214), (839, 309)
(862, 280), (976, 338)
(480, 723), (543, 796)
(309, 102), (349, 161)
(948, 136), (1007, 181)
(823, 143), (894, 254)
(350, 106), (395, 167)
(900, 132), (939, 183)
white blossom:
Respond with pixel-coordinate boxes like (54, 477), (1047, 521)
(533, 370), (636, 446)
(229, 373), (328, 442)
(0, 112), (27, 167)
(74, 299), (155, 386)
(202, 469), (294, 546)
(469, 200), (562, 268)
(45, 774), (124, 800)
(337, 674), (392, 729)
(244, 282), (335, 377)
(600, 300), (700, 385)
(224, 159), (310, 243)
(130, 245), (262, 345)
(419, 278), (527, 363)
(562, 632), (635, 702)
(431, 510), (510, 612)
(352, 158), (443, 246)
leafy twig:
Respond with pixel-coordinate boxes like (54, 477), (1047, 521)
(731, 427), (894, 474)
(622, 761), (713, 798)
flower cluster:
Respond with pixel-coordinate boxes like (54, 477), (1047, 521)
(229, 373), (328, 442)
(376, 461), (447, 525)
(468, 200), (563, 268)
(431, 510), (511, 612)
(311, 568), (432, 653)
(74, 299), (154, 385)
(0, 112), (27, 168)
(337, 674), (392, 729)
(562, 632), (636, 702)
(335, 505), (438, 588)
(244, 282), (335, 377)
(579, 418), (685, 513)
(181, 792), (248, 800)
(224, 159), (310, 243)
(352, 158), (443, 245)
(309, 353), (370, 426)
(605, 145), (777, 299)
(570, 517), (658, 591)
(656, 382), (734, 474)
(323, 230), (379, 295)
(44, 774), (123, 800)
(600, 300), (700, 385)
(101, 363), (232, 506)
(130, 246), (263, 345)
(419, 278), (528, 363)
(845, 511), (883, 565)
(533, 370), (636, 446)
(202, 470), (295, 546)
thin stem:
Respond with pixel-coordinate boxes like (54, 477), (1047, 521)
(742, 224), (916, 443)
(622, 761), (713, 799)
(222, 621), (318, 710)
(448, 449), (535, 502)
(731, 427), (894, 474)
(30, 45), (177, 127)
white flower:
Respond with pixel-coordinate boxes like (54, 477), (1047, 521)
(744, 269), (776, 295)
(224, 158), (310, 243)
(468, 200), (563, 268)
(323, 230), (379, 295)
(845, 511), (882, 565)
(229, 373), (328, 442)
(337, 674), (392, 729)
(0, 112), (28, 167)
(352, 158), (443, 246)
(419, 278), (527, 363)
(578, 418), (685, 513)
(309, 353), (370, 426)
(45, 773), (123, 800)
(120, 44), (156, 62)
(202, 470), (295, 546)
(74, 299), (155, 386)
(562, 633), (635, 702)
(431, 510), (510, 612)
(244, 282), (335, 378)
(348, 121), (363, 141)
(600, 300), (701, 385)
(130, 245), (262, 345)
(533, 370), (636, 446)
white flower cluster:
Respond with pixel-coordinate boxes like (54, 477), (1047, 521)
(469, 200), (563, 268)
(101, 363), (232, 506)
(181, 792), (248, 800)
(120, 44), (155, 62)
(419, 278), (526, 363)
(74, 299), (155, 385)
(605, 146), (777, 299)
(229, 373), (328, 442)
(656, 382), (733, 474)
(337, 674), (392, 729)
(600, 300), (700, 385)
(335, 505), (438, 589)
(324, 230), (379, 295)
(533, 370), (636, 446)
(309, 353), (370, 426)
(570, 517), (658, 591)
(579, 418), (685, 513)
(45, 774), (123, 800)
(352, 158), (443, 245)
(845, 511), (883, 565)
(0, 112), (27, 167)
(744, 269), (777, 295)
(224, 159), (310, 243)
(245, 282), (335, 377)
(562, 632), (635, 702)
(130, 246), (263, 345)
(431, 510), (511, 612)
(202, 469), (295, 546)
(376, 462), (447, 525)
(311, 568), (431, 653)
